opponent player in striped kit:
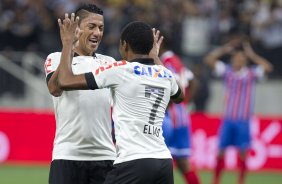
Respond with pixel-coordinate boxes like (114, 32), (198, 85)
(205, 40), (273, 184)
(160, 35), (200, 184)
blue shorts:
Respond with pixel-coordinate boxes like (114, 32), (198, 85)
(219, 119), (251, 151)
(162, 108), (191, 158)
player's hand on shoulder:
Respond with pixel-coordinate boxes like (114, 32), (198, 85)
(58, 13), (80, 46)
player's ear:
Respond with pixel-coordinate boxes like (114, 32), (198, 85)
(75, 27), (82, 38)
(125, 43), (128, 52)
(121, 40), (128, 52)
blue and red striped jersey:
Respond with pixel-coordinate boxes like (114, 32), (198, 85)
(215, 61), (265, 121)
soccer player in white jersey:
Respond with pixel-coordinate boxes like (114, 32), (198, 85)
(44, 4), (116, 184)
(56, 13), (184, 184)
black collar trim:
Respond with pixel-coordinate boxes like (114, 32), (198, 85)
(130, 58), (154, 65)
(74, 52), (97, 58)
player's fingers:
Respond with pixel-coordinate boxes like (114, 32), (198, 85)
(157, 36), (164, 46)
(63, 18), (68, 26)
(58, 19), (62, 28)
(64, 16), (72, 27)
(152, 28), (161, 42)
(65, 13), (69, 19)
(64, 13), (71, 25)
(59, 18), (67, 31)
(155, 30), (160, 40)
(152, 28), (156, 36)
(70, 13), (75, 22)
(75, 16), (79, 24)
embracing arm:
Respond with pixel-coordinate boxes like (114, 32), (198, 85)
(243, 42), (273, 73)
(44, 53), (63, 97)
(57, 44), (89, 90)
(47, 70), (63, 97)
(56, 13), (90, 90)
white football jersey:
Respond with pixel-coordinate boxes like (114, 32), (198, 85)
(86, 58), (180, 164)
(44, 52), (116, 161)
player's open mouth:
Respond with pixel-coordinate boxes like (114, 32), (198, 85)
(89, 39), (98, 47)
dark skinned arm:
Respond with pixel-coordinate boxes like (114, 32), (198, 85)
(47, 69), (63, 97)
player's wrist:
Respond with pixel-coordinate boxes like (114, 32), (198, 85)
(62, 41), (75, 50)
(62, 39), (76, 46)
(246, 52), (256, 60)
(153, 57), (163, 65)
(61, 44), (74, 57)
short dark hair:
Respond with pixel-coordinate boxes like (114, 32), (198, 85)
(75, 4), (103, 25)
(121, 21), (153, 55)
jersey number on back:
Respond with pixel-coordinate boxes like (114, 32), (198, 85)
(145, 86), (164, 125)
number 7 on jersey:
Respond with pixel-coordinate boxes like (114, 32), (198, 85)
(145, 86), (164, 125)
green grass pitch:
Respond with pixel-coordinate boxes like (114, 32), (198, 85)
(0, 164), (281, 184)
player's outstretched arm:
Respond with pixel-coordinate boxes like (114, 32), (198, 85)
(204, 44), (233, 69)
(56, 13), (89, 90)
(47, 68), (63, 97)
(243, 42), (273, 73)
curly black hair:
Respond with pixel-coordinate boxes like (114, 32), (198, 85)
(121, 21), (153, 55)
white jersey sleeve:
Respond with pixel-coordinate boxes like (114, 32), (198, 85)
(170, 70), (180, 97)
(214, 60), (226, 77)
(44, 52), (61, 76)
(252, 65), (265, 80)
(91, 60), (128, 89)
(96, 53), (116, 65)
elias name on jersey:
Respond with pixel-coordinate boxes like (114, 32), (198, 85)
(143, 124), (161, 137)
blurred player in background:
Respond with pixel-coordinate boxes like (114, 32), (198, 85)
(160, 34), (200, 184)
(205, 37), (273, 184)
(44, 4), (116, 184)
(56, 15), (184, 184)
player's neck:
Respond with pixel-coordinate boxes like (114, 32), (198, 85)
(127, 53), (150, 62)
(73, 47), (95, 57)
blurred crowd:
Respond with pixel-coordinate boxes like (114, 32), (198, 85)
(1, 0), (282, 108)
